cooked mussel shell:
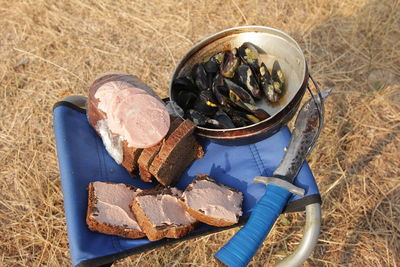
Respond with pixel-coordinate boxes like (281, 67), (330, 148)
(176, 90), (197, 110)
(236, 64), (262, 99)
(222, 107), (253, 127)
(263, 82), (279, 102)
(272, 60), (285, 84)
(241, 102), (270, 120)
(212, 110), (235, 129)
(238, 42), (260, 74)
(220, 49), (240, 78)
(271, 60), (285, 94)
(259, 62), (271, 81)
(224, 78), (255, 105)
(211, 73), (229, 106)
(204, 56), (220, 88)
(204, 57), (220, 74)
(260, 62), (280, 102)
(192, 63), (210, 91)
(187, 109), (208, 126)
(172, 76), (198, 93)
(192, 90), (218, 116)
(213, 51), (225, 64)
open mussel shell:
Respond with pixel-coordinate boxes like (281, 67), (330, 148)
(259, 63), (279, 103)
(212, 73), (229, 106)
(272, 60), (284, 83)
(220, 48), (240, 78)
(188, 108), (235, 129)
(225, 78), (255, 105)
(236, 64), (262, 99)
(238, 42), (261, 75)
(222, 107), (253, 127)
(272, 60), (285, 94)
(264, 82), (280, 102)
(212, 51), (225, 64)
(241, 102), (270, 120)
(259, 62), (271, 81)
(212, 110), (235, 129)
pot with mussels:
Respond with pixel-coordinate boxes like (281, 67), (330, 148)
(169, 26), (311, 143)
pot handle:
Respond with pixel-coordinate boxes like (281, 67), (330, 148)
(305, 74), (327, 156)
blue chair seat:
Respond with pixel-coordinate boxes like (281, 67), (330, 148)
(53, 101), (321, 267)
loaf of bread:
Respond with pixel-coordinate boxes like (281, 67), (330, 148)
(179, 174), (243, 227)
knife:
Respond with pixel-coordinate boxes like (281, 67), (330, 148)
(214, 87), (332, 267)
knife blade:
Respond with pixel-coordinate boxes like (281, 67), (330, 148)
(214, 88), (332, 267)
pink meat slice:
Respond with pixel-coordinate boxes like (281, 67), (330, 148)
(107, 88), (147, 132)
(95, 81), (146, 116)
(95, 84), (119, 114)
(113, 92), (170, 148)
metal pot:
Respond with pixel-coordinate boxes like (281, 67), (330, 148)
(169, 26), (310, 144)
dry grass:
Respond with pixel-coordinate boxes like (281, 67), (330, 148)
(0, 0), (399, 266)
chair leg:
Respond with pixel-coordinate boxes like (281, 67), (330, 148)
(275, 203), (321, 267)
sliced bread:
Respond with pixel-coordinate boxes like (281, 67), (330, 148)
(121, 141), (143, 174)
(86, 182), (146, 239)
(149, 120), (204, 186)
(179, 174), (243, 227)
(137, 116), (183, 183)
(130, 186), (197, 241)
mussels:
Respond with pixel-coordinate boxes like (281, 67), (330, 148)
(212, 73), (229, 106)
(176, 90), (197, 110)
(192, 63), (210, 91)
(260, 63), (279, 103)
(220, 49), (240, 78)
(222, 107), (255, 127)
(187, 109), (208, 126)
(271, 60), (285, 94)
(171, 41), (287, 129)
(241, 102), (270, 120)
(238, 42), (260, 75)
(212, 110), (235, 129)
(172, 76), (198, 93)
(236, 64), (262, 99)
(192, 90), (218, 116)
(204, 57), (220, 74)
(225, 79), (255, 105)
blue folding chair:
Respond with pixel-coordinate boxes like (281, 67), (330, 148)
(53, 96), (321, 267)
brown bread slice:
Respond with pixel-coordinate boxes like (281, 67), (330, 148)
(86, 182), (146, 239)
(121, 141), (143, 174)
(130, 186), (197, 241)
(137, 116), (182, 182)
(149, 120), (204, 186)
(178, 174), (243, 227)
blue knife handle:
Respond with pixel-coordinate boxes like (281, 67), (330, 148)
(214, 184), (292, 267)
